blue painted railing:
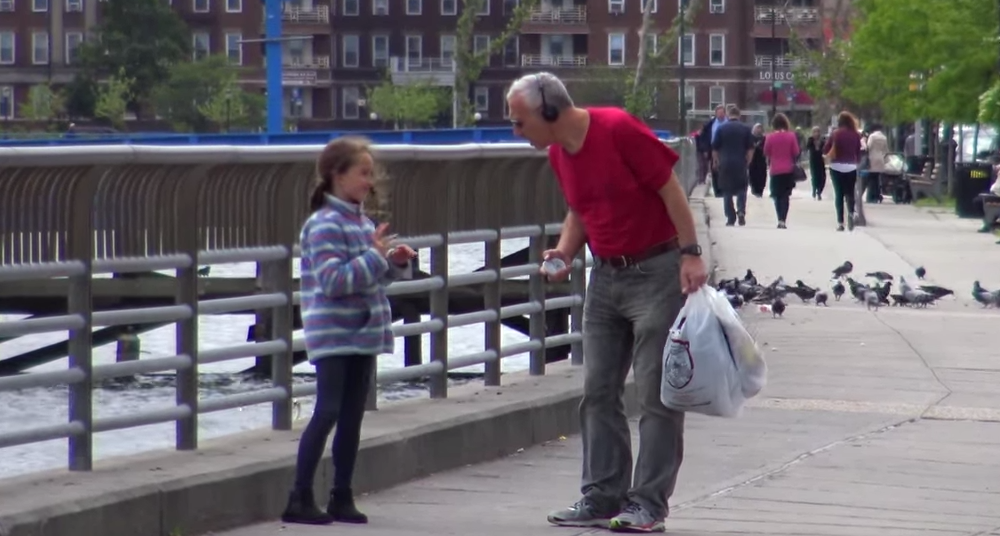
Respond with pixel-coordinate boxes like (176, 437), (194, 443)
(0, 127), (674, 147)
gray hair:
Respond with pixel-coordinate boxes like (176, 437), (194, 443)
(506, 72), (575, 112)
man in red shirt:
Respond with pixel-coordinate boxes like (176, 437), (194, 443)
(506, 72), (707, 533)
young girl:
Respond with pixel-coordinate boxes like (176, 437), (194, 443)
(281, 136), (416, 526)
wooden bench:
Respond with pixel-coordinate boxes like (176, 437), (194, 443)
(905, 161), (942, 202)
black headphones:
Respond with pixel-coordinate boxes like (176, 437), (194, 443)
(537, 74), (560, 123)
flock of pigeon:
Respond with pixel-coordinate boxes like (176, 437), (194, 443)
(714, 262), (967, 318)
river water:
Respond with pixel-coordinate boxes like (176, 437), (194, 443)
(0, 238), (585, 479)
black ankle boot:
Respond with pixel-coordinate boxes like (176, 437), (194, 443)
(328, 488), (368, 524)
(281, 489), (334, 525)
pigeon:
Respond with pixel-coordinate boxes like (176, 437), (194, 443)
(197, 266), (211, 277)
(832, 261), (853, 279)
(915, 266), (926, 280)
(918, 285), (953, 299)
(865, 271), (893, 282)
(864, 289), (882, 311)
(815, 291), (828, 306)
(972, 281), (998, 308)
(771, 297), (786, 318)
(786, 280), (818, 302)
(744, 269), (758, 286)
(832, 281), (845, 301)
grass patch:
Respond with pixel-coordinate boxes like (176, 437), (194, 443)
(913, 196), (955, 209)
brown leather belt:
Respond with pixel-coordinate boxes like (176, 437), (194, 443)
(597, 238), (679, 269)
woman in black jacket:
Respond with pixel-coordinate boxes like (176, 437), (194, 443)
(748, 123), (768, 197)
(806, 126), (828, 200)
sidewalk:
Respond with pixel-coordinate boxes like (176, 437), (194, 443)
(220, 188), (1000, 536)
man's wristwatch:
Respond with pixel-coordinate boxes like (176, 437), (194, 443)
(679, 244), (702, 257)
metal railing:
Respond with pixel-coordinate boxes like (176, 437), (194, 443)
(390, 56), (456, 73)
(526, 6), (587, 23)
(0, 138), (699, 473)
(282, 5), (330, 23)
(521, 54), (588, 68)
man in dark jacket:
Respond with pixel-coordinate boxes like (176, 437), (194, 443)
(697, 105), (727, 196)
(711, 106), (754, 226)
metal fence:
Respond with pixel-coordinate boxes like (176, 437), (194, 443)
(0, 137), (698, 473)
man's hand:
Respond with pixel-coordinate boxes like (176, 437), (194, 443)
(680, 254), (708, 294)
(539, 248), (573, 282)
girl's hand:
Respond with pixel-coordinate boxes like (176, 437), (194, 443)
(372, 223), (391, 257)
(388, 245), (417, 266)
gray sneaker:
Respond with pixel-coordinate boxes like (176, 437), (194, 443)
(608, 501), (665, 533)
(546, 499), (614, 528)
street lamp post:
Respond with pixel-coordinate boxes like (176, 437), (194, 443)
(678, 0), (686, 134)
(770, 5), (777, 118)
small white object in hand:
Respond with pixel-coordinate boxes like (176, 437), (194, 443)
(542, 258), (567, 275)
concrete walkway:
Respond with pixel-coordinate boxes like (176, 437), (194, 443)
(220, 185), (1000, 536)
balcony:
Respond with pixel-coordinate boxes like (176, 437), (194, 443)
(284, 55), (331, 69)
(752, 6), (822, 39)
(389, 57), (456, 86)
(279, 5), (332, 34)
(754, 55), (805, 69)
(521, 6), (589, 35)
(521, 54), (588, 68)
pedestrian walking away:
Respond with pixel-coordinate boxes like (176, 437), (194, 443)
(823, 112), (863, 232)
(806, 126), (827, 200)
(506, 71), (709, 533)
(280, 137), (417, 526)
(712, 106), (754, 226)
(763, 113), (801, 229)
(748, 123), (768, 198)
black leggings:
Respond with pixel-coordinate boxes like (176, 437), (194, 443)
(293, 354), (375, 494)
(830, 169), (858, 225)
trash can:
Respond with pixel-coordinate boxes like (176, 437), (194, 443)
(953, 162), (994, 218)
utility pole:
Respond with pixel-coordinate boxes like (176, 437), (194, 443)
(770, 4), (777, 118)
(678, 0), (686, 134)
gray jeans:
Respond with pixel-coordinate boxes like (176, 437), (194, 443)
(580, 249), (686, 519)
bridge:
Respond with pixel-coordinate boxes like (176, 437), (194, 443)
(2, 135), (999, 536)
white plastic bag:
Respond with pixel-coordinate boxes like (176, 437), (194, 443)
(660, 286), (767, 418)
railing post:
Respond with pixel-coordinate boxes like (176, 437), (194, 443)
(264, 253), (295, 428)
(67, 174), (95, 471)
(483, 232), (502, 386)
(175, 168), (205, 451)
(570, 249), (586, 366)
(528, 226), (546, 376)
(429, 234), (449, 398)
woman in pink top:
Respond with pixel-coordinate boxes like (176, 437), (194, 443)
(762, 113), (801, 229)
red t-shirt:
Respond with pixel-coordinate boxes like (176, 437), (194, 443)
(548, 107), (679, 258)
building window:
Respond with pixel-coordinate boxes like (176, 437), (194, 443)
(474, 86), (489, 112)
(373, 0), (388, 15)
(503, 0), (518, 15)
(225, 33), (242, 65)
(644, 32), (657, 56)
(193, 0), (209, 13)
(343, 0), (358, 16)
(66, 0), (81, 11)
(477, 0), (489, 15)
(608, 33), (624, 65)
(642, 0), (657, 13)
(473, 34), (489, 54)
(0, 87), (13, 119)
(608, 0), (624, 13)
(226, 0), (242, 12)
(503, 38), (518, 67)
(677, 0), (691, 10)
(709, 0), (724, 14)
(407, 0), (421, 15)
(684, 84), (695, 111)
(287, 37), (304, 64)
(405, 35), (422, 68)
(678, 33), (694, 66)
(440, 34), (455, 65)
(709, 34), (724, 66)
(709, 86), (724, 109)
(0, 32), (13, 65)
(342, 86), (360, 119)
(372, 34), (389, 68)
(441, 0), (456, 15)
(32, 32), (49, 65)
(65, 31), (83, 65)
(33, 0), (48, 12)
(342, 35), (359, 67)
(192, 32), (210, 61)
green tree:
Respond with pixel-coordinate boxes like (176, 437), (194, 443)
(152, 55), (264, 132)
(626, 0), (702, 118)
(94, 67), (134, 130)
(367, 76), (449, 129)
(789, 0), (859, 120)
(454, 0), (538, 126)
(63, 75), (98, 119)
(20, 83), (66, 123)
(78, 0), (191, 118)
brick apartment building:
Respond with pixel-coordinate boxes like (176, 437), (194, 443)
(0, 0), (829, 131)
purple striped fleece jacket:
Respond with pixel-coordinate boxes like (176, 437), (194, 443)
(299, 194), (411, 362)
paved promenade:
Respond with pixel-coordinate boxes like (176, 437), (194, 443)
(222, 186), (1000, 536)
